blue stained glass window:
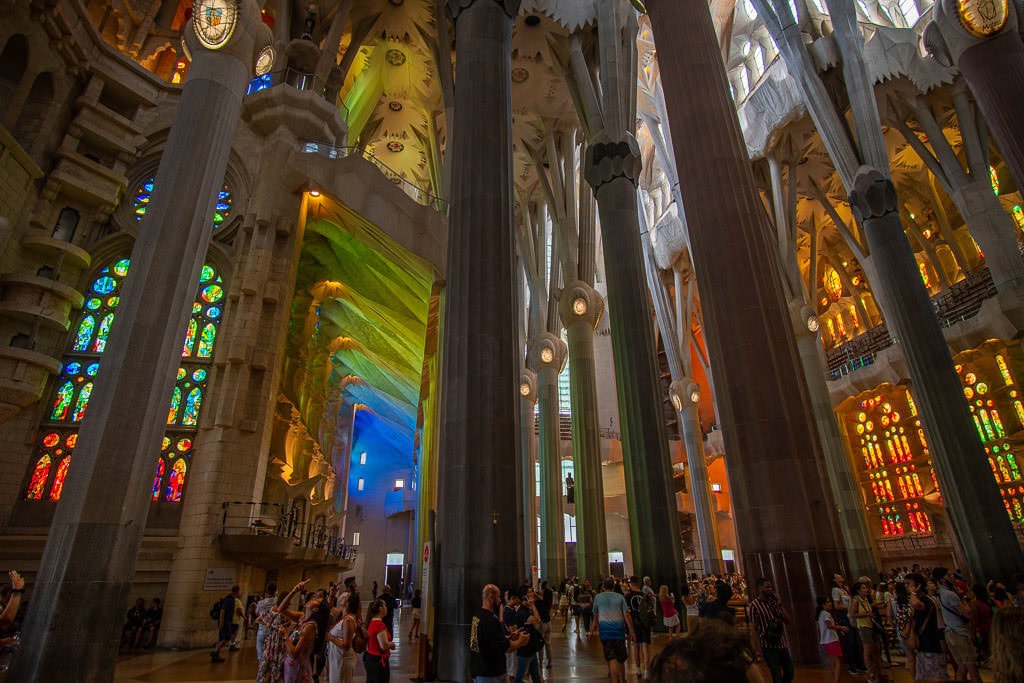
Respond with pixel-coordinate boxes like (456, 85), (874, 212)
(86, 298), (102, 310)
(93, 276), (118, 295)
(93, 313), (114, 353)
(182, 387), (202, 426)
(86, 362), (99, 377)
(152, 459), (165, 501)
(64, 361), (81, 376)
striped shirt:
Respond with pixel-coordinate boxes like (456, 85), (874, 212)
(748, 597), (790, 651)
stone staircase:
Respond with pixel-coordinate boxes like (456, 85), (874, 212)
(0, 530), (180, 600)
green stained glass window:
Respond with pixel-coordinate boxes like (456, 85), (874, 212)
(168, 386), (182, 424)
(50, 381), (74, 420)
(71, 382), (93, 422)
(93, 313), (114, 353)
(197, 323), (217, 358)
(73, 316), (95, 351)
(183, 318), (198, 357)
(182, 387), (202, 426)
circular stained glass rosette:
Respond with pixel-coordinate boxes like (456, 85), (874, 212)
(193, 0), (239, 49)
(957, 0), (1008, 37)
(255, 45), (275, 76)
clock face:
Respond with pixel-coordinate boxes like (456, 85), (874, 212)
(540, 348), (554, 364)
(572, 297), (588, 316)
(255, 46), (275, 76)
(520, 383), (531, 397)
(957, 0), (1008, 37)
(193, 0), (238, 49)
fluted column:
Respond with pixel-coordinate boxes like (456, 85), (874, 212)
(669, 380), (721, 574)
(583, 138), (684, 588)
(434, 0), (521, 679)
(528, 334), (568, 583)
(927, 0), (1024, 186)
(849, 167), (1024, 580)
(647, 0), (845, 663)
(558, 281), (608, 582)
(519, 369), (539, 578)
(10, 4), (271, 680)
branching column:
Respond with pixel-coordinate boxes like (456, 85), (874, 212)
(10, 4), (271, 680)
(434, 0), (522, 679)
(558, 282), (608, 582)
(646, 0), (845, 662)
(528, 334), (568, 582)
(519, 369), (539, 578)
(583, 138), (683, 587)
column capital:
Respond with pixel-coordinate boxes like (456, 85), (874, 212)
(848, 166), (897, 223)
(526, 332), (568, 374)
(519, 368), (538, 404)
(669, 378), (701, 412)
(583, 134), (642, 193)
(557, 280), (605, 329)
(447, 0), (521, 21)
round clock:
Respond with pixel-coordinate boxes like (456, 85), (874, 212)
(540, 347), (554, 364)
(255, 45), (275, 76)
(520, 383), (531, 397)
(572, 297), (588, 316)
(956, 0), (1008, 37)
(193, 0), (239, 50)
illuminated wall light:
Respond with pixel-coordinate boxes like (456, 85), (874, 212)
(352, 532), (360, 545)
(394, 478), (405, 489)
(357, 477), (364, 491)
(359, 451), (367, 465)
(711, 483), (723, 493)
(309, 189), (321, 197)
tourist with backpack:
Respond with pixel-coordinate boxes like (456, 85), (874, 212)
(210, 585), (241, 663)
(626, 576), (654, 678)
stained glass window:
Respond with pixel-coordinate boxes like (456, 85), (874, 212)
(1013, 205), (1024, 232)
(26, 259), (225, 502)
(990, 166), (1000, 196)
(133, 177), (232, 229)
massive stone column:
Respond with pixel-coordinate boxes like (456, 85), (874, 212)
(558, 281), (609, 582)
(9, 4), (271, 680)
(850, 168), (1024, 581)
(646, 0), (846, 662)
(927, 1), (1024, 186)
(519, 369), (539, 578)
(528, 334), (568, 582)
(669, 380), (721, 574)
(434, 0), (522, 679)
(583, 137), (684, 588)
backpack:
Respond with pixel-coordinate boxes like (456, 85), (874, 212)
(351, 620), (369, 654)
(639, 593), (658, 628)
(210, 594), (231, 622)
(210, 599), (222, 621)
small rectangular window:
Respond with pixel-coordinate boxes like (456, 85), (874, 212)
(352, 532), (360, 546)
(711, 483), (722, 493)
(359, 452), (367, 465)
(394, 479), (405, 490)
(357, 478), (365, 491)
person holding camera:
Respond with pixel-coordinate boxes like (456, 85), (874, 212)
(748, 577), (794, 683)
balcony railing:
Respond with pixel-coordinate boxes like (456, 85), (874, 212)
(826, 266), (998, 380)
(220, 501), (357, 563)
(298, 142), (448, 214)
(246, 69), (350, 119)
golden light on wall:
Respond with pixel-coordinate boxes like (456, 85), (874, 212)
(823, 266), (843, 301)
(957, 0), (1009, 38)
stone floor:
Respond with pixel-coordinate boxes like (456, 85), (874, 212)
(102, 610), (989, 682)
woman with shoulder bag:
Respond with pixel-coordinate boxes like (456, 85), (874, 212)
(326, 593), (360, 683)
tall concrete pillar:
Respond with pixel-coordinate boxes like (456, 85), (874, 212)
(528, 334), (568, 582)
(433, 0), (522, 679)
(558, 281), (608, 582)
(927, 1), (1024, 186)
(9, 3), (271, 680)
(583, 138), (684, 588)
(850, 167), (1024, 581)
(519, 369), (539, 579)
(669, 380), (721, 575)
(646, 0), (846, 662)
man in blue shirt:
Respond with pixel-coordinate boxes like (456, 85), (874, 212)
(591, 577), (635, 683)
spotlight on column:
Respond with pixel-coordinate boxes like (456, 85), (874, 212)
(309, 189), (321, 197)
(804, 306), (820, 333)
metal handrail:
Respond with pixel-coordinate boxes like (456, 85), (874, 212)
(298, 141), (449, 213)
(246, 69), (350, 119)
(219, 501), (357, 562)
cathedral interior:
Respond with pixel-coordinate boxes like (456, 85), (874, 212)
(0, 0), (1022, 678)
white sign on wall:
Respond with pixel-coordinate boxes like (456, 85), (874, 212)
(203, 567), (235, 592)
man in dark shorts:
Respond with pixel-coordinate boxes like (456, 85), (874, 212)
(211, 585), (240, 663)
(469, 583), (529, 683)
(626, 576), (652, 678)
(591, 576), (635, 683)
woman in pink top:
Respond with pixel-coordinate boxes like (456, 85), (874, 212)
(658, 586), (680, 636)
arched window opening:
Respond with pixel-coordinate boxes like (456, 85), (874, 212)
(25, 258), (226, 502)
(0, 35), (28, 119)
(12, 72), (55, 152)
